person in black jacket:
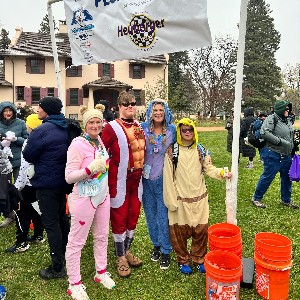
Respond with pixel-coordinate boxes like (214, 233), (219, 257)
(23, 97), (70, 280)
(240, 107), (256, 168)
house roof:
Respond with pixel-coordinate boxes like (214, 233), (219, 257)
(0, 74), (12, 86)
(1, 30), (167, 64)
(83, 76), (133, 89)
(3, 32), (71, 58)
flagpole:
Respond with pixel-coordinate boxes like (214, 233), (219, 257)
(227, 0), (249, 225)
(47, 0), (65, 114)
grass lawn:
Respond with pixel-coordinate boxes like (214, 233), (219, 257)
(1, 130), (299, 299)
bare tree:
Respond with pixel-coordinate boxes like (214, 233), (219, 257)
(186, 36), (237, 118)
(282, 63), (300, 116)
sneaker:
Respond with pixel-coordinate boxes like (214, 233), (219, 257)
(27, 235), (45, 244)
(151, 246), (161, 262)
(116, 258), (131, 278)
(125, 252), (142, 268)
(0, 217), (14, 228)
(5, 242), (30, 253)
(94, 272), (116, 289)
(39, 265), (67, 280)
(179, 264), (193, 275)
(252, 199), (266, 208)
(160, 253), (171, 270)
(280, 201), (299, 209)
(67, 283), (89, 300)
(245, 163), (254, 169)
(196, 263), (206, 273)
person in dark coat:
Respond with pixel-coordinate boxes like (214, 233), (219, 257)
(225, 108), (234, 153)
(23, 97), (70, 280)
(0, 101), (28, 227)
(98, 100), (114, 122)
(240, 107), (256, 168)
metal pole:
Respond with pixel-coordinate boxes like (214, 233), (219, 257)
(227, 0), (249, 225)
(47, 0), (65, 114)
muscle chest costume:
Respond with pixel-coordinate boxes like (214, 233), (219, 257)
(101, 118), (145, 257)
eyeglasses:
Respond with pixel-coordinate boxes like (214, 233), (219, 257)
(285, 108), (290, 111)
(181, 128), (194, 134)
(121, 102), (137, 107)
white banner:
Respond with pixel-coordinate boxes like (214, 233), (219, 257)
(63, 0), (211, 65)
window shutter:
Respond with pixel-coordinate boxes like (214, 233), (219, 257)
(110, 64), (115, 78)
(66, 89), (70, 106)
(129, 64), (133, 78)
(141, 65), (145, 78)
(40, 88), (47, 98)
(54, 88), (58, 97)
(140, 90), (145, 106)
(24, 87), (32, 105)
(98, 63), (103, 77)
(78, 65), (82, 77)
(40, 59), (45, 74)
(26, 58), (31, 74)
(78, 89), (83, 105)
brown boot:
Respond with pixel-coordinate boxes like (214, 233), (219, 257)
(116, 258), (131, 278)
(125, 252), (142, 268)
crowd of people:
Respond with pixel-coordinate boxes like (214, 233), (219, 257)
(0, 96), (298, 300)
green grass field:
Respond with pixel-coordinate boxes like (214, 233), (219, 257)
(1, 130), (299, 299)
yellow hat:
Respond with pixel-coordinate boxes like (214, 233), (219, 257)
(176, 118), (198, 147)
(26, 114), (42, 129)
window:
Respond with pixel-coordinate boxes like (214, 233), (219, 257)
(103, 63), (111, 76)
(70, 88), (79, 105)
(31, 87), (41, 104)
(69, 114), (78, 120)
(0, 57), (4, 76)
(26, 58), (45, 74)
(47, 87), (55, 97)
(133, 90), (141, 105)
(83, 88), (89, 98)
(98, 63), (114, 77)
(16, 86), (25, 100)
(65, 60), (82, 77)
(129, 64), (145, 79)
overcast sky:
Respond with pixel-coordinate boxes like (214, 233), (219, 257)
(1, 0), (299, 69)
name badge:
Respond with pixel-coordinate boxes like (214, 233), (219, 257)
(78, 179), (101, 197)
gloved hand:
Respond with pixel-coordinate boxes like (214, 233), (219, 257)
(87, 154), (106, 175)
(25, 165), (35, 179)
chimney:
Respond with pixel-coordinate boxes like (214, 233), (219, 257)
(58, 20), (68, 34)
(10, 27), (23, 46)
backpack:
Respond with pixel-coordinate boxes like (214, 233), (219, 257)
(64, 118), (83, 194)
(246, 115), (277, 148)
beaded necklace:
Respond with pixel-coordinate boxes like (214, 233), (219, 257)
(83, 133), (102, 152)
(119, 118), (144, 140)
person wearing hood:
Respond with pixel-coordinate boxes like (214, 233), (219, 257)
(0, 101), (28, 228)
(141, 99), (176, 270)
(240, 107), (256, 168)
(252, 99), (298, 209)
(163, 118), (232, 275)
(23, 97), (70, 279)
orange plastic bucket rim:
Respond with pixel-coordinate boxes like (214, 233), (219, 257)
(255, 246), (292, 262)
(204, 250), (242, 279)
(254, 253), (292, 271)
(255, 232), (292, 251)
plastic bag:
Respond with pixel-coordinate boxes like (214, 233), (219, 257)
(289, 154), (300, 182)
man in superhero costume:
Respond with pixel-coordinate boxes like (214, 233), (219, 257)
(101, 91), (145, 277)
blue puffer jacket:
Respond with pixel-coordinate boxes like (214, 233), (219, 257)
(0, 102), (28, 168)
(23, 114), (69, 189)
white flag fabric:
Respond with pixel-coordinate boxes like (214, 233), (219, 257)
(63, 0), (212, 65)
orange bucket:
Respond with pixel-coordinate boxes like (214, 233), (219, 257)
(254, 254), (292, 300)
(254, 232), (292, 300)
(204, 250), (242, 300)
(208, 223), (242, 249)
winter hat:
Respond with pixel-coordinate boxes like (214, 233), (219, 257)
(176, 118), (198, 147)
(26, 114), (42, 129)
(274, 100), (289, 116)
(80, 104), (105, 128)
(38, 97), (63, 115)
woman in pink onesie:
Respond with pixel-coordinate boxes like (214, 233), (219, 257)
(65, 104), (116, 300)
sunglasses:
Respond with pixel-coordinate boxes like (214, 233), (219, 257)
(285, 108), (290, 111)
(181, 128), (194, 134)
(122, 102), (137, 107)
